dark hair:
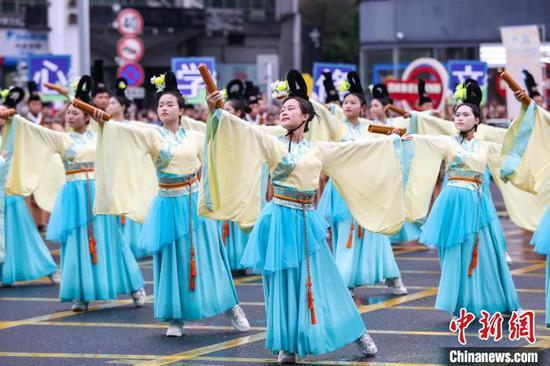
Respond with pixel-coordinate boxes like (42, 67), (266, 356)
(282, 96), (315, 132)
(156, 90), (186, 109)
(343, 92), (367, 107)
(226, 98), (247, 119)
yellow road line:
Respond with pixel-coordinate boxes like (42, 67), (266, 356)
(135, 288), (439, 366)
(0, 352), (156, 360)
(510, 262), (546, 275)
(0, 296), (153, 330)
(35, 321), (267, 331)
(0, 352), (446, 366)
(392, 306), (546, 314)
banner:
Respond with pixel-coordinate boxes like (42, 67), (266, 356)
(447, 60), (488, 105)
(386, 58), (448, 111)
(500, 25), (542, 117)
(28, 55), (71, 102)
(312, 62), (356, 102)
(171, 57), (216, 105)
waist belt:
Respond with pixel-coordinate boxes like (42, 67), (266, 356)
(272, 185), (316, 210)
(65, 168), (94, 182)
(448, 176), (481, 185)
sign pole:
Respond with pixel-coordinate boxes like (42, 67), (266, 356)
(78, 0), (91, 76)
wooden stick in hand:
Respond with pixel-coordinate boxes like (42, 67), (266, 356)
(44, 82), (69, 97)
(0, 108), (16, 119)
(73, 99), (111, 122)
(368, 124), (407, 136)
(198, 64), (224, 108)
(498, 69), (531, 107)
(384, 104), (409, 117)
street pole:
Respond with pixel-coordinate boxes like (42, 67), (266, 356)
(292, 0), (301, 71)
(78, 0), (91, 76)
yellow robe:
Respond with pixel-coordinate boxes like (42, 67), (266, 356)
(94, 120), (204, 223)
(4, 115), (86, 211)
(199, 109), (405, 234)
(410, 111), (546, 231)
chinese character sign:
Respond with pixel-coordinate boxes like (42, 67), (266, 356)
(447, 61), (488, 105)
(312, 62), (356, 102)
(28, 55), (71, 101)
(171, 57), (217, 105)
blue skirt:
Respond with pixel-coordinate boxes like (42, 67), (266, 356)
(481, 171), (507, 251)
(48, 180), (144, 302)
(420, 184), (520, 316)
(243, 201), (366, 357)
(318, 180), (400, 287)
(530, 205), (550, 325)
(220, 221), (250, 271)
(0, 195), (57, 285)
(120, 217), (148, 260)
(141, 191), (238, 322)
(389, 222), (422, 244)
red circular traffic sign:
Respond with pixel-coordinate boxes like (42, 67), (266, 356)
(115, 8), (143, 36)
(116, 36), (144, 63)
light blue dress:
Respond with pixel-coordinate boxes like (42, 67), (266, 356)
(135, 126), (239, 322)
(43, 130), (144, 302)
(120, 216), (148, 260)
(419, 136), (520, 317)
(237, 137), (366, 357)
(317, 120), (401, 288)
(0, 123), (57, 285)
(530, 206), (550, 326)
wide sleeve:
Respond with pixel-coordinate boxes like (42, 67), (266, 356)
(408, 111), (456, 135)
(317, 136), (405, 234)
(94, 121), (162, 223)
(306, 100), (347, 142)
(5, 115), (71, 197)
(500, 101), (550, 194)
(485, 141), (550, 231)
(404, 135), (455, 222)
(199, 109), (284, 229)
(180, 116), (207, 133)
(409, 111), (506, 144)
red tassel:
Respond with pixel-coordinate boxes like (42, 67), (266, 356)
(468, 236), (479, 276)
(88, 235), (97, 265)
(347, 224), (354, 248)
(120, 215), (125, 226)
(222, 221), (230, 245)
(358, 225), (363, 238)
(307, 279), (317, 325)
(189, 249), (197, 291)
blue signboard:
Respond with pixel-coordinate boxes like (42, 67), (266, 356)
(447, 60), (488, 104)
(312, 62), (356, 102)
(28, 55), (71, 101)
(171, 57), (216, 104)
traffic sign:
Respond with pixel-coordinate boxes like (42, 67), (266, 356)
(115, 8), (143, 36)
(28, 55), (71, 101)
(117, 63), (144, 87)
(116, 36), (144, 63)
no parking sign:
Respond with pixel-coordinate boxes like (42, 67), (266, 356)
(117, 63), (144, 87)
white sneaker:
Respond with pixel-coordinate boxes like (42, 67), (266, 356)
(356, 332), (378, 356)
(166, 321), (184, 337)
(225, 304), (250, 332)
(71, 300), (89, 312)
(48, 271), (61, 285)
(277, 350), (296, 364)
(505, 251), (512, 264)
(131, 287), (146, 307)
(385, 277), (408, 295)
